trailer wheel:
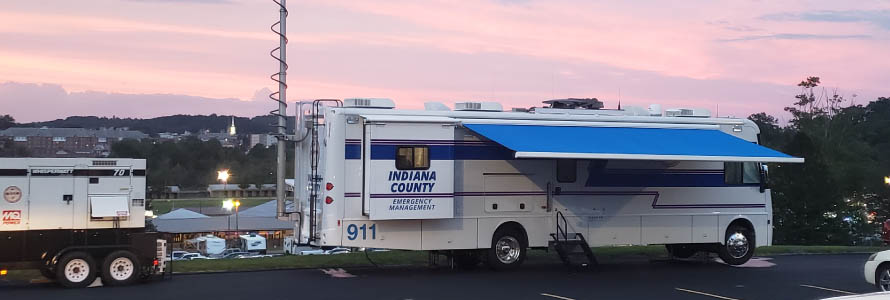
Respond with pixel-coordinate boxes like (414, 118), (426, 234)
(56, 252), (97, 288)
(665, 244), (697, 259)
(101, 250), (141, 286)
(453, 250), (481, 269)
(717, 225), (755, 266)
(485, 226), (527, 270)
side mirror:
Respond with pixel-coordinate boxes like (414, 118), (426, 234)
(759, 164), (770, 193)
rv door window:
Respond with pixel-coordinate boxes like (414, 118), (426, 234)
(396, 146), (430, 170)
(557, 159), (577, 183)
(724, 162), (761, 184)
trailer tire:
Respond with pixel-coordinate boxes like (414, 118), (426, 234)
(717, 225), (755, 266)
(101, 250), (141, 286)
(485, 226), (527, 270)
(56, 251), (97, 288)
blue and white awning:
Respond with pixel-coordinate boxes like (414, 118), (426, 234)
(463, 124), (803, 163)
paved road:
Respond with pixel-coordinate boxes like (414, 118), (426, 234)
(0, 254), (880, 300)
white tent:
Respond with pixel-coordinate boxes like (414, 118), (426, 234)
(157, 208), (209, 220)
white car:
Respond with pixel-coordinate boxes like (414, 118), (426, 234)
(865, 250), (890, 291)
(180, 253), (212, 260)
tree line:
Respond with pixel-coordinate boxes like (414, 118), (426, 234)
(752, 77), (890, 245)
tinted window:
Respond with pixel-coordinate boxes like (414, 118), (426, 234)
(725, 162), (761, 184)
(396, 146), (430, 170)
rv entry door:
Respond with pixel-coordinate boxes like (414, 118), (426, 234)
(362, 119), (455, 220)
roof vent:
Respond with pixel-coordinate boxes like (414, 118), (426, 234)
(344, 98), (395, 109)
(424, 102), (451, 111)
(542, 98), (603, 109)
(455, 102), (503, 111)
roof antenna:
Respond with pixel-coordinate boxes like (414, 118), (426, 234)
(617, 88), (622, 110)
(270, 0), (288, 219)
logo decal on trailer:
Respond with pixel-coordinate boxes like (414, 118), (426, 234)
(3, 186), (22, 203)
(2, 210), (21, 225)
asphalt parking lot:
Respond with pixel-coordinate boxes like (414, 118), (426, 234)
(0, 254), (880, 300)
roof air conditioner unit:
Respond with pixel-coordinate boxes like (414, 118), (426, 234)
(344, 98), (395, 109)
(454, 102), (503, 111)
(665, 108), (711, 118)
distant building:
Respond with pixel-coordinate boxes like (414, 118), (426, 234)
(0, 127), (148, 157)
(152, 201), (295, 251)
(228, 116), (237, 136)
(249, 133), (278, 149)
(197, 130), (240, 148)
(207, 183), (292, 198)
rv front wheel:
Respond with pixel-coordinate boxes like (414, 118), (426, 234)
(717, 225), (755, 266)
(486, 227), (527, 270)
(56, 252), (97, 288)
(101, 250), (140, 286)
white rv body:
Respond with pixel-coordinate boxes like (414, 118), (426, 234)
(292, 100), (801, 266)
(240, 234), (267, 253)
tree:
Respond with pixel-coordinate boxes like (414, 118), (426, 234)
(0, 114), (15, 130)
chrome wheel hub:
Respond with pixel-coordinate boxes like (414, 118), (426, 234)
(109, 257), (135, 281)
(64, 259), (90, 283)
(880, 269), (890, 291)
(495, 236), (521, 264)
(726, 232), (749, 259)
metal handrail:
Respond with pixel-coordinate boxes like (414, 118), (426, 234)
(556, 210), (568, 242)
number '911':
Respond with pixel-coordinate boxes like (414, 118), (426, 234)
(346, 224), (376, 240)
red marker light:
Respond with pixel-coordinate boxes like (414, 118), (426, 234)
(325, 196), (334, 204)
(326, 183), (334, 191)
(153, 259), (159, 267)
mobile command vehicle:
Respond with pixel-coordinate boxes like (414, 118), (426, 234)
(0, 158), (164, 287)
(291, 98), (803, 269)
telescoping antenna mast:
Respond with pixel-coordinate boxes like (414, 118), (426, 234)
(270, 0), (288, 218)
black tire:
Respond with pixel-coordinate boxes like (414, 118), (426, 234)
(485, 227), (527, 270)
(55, 252), (97, 288)
(666, 244), (697, 259)
(101, 250), (141, 286)
(453, 250), (481, 269)
(717, 225), (755, 265)
(876, 263), (890, 291)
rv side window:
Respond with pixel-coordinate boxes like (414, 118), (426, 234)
(396, 146), (430, 170)
(724, 162), (761, 184)
(557, 159), (577, 183)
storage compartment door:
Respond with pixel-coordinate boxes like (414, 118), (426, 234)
(363, 121), (454, 220)
(27, 167), (75, 230)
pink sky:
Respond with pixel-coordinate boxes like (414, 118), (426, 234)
(1, 0), (888, 122)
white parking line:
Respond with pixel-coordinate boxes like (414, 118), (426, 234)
(800, 284), (856, 295)
(540, 293), (576, 300)
(675, 288), (741, 300)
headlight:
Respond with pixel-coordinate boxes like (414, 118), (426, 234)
(868, 253), (878, 261)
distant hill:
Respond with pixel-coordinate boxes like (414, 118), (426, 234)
(21, 114), (296, 136)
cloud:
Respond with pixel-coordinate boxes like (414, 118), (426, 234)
(0, 82), (272, 122)
(721, 33), (872, 42)
(123, 0), (234, 4)
(761, 10), (890, 30)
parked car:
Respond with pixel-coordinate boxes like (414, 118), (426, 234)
(865, 250), (890, 291)
(222, 252), (252, 259)
(180, 253), (212, 260)
(299, 249), (325, 256)
(171, 251), (190, 261)
(325, 247), (351, 255)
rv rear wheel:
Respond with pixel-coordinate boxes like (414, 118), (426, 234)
(56, 252), (97, 288)
(485, 227), (527, 270)
(717, 225), (755, 266)
(101, 250), (141, 286)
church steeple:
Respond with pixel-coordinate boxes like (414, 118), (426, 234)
(228, 116), (237, 136)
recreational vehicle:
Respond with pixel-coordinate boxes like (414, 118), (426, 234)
(292, 98), (803, 269)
